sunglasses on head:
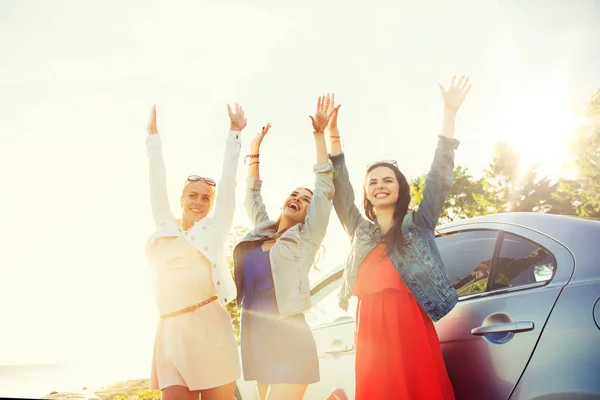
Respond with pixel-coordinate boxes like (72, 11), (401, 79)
(366, 159), (399, 169)
(186, 175), (216, 187)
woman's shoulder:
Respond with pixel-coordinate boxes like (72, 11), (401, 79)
(246, 219), (278, 238)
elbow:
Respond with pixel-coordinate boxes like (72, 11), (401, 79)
(314, 175), (335, 200)
(323, 180), (335, 201)
(441, 179), (453, 195)
(243, 199), (253, 216)
(243, 192), (252, 207)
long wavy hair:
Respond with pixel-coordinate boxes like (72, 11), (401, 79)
(363, 162), (411, 255)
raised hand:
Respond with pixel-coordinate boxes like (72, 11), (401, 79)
(325, 93), (342, 133)
(438, 75), (471, 113)
(228, 103), (247, 131)
(250, 123), (271, 153)
(309, 94), (336, 134)
(147, 105), (159, 135)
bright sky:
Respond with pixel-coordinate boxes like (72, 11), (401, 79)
(1, 0), (599, 395)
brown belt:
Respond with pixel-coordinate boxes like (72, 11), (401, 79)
(160, 295), (219, 319)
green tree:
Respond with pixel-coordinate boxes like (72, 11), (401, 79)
(555, 89), (600, 217)
(518, 169), (574, 214)
(224, 225), (249, 343)
(474, 142), (572, 214)
(410, 165), (487, 224)
(475, 142), (521, 213)
(443, 165), (487, 221)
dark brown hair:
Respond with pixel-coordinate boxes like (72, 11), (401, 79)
(363, 162), (411, 255)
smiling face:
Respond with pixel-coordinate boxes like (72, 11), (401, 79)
(180, 180), (215, 225)
(365, 166), (400, 211)
(280, 188), (313, 225)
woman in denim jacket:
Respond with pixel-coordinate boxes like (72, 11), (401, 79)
(327, 76), (471, 399)
(145, 104), (246, 400)
(232, 95), (337, 400)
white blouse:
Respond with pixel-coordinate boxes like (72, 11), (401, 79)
(145, 130), (241, 307)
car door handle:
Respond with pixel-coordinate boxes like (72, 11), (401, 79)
(324, 339), (354, 355)
(471, 321), (534, 336)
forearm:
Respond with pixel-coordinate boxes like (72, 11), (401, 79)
(146, 135), (173, 224)
(301, 165), (334, 247)
(248, 145), (260, 179)
(329, 127), (342, 156)
(244, 177), (269, 226)
(329, 152), (364, 237)
(440, 108), (457, 139)
(314, 134), (328, 164)
(211, 130), (242, 238)
(414, 135), (459, 231)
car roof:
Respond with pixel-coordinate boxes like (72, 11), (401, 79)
(438, 212), (599, 240)
(439, 212), (600, 255)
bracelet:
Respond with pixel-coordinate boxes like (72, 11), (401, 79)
(329, 135), (341, 139)
(245, 154), (259, 164)
(249, 161), (259, 166)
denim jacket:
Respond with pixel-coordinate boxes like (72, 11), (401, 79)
(233, 163), (335, 319)
(330, 135), (460, 322)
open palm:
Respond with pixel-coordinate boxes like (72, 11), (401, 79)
(439, 75), (471, 112)
(250, 123), (271, 152)
(310, 95), (336, 134)
(228, 103), (247, 131)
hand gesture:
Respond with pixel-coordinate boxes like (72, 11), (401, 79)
(228, 103), (247, 131)
(250, 123), (271, 152)
(309, 94), (336, 134)
(326, 93), (342, 133)
(147, 105), (159, 135)
(438, 75), (471, 113)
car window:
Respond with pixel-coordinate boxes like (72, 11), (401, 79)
(306, 276), (357, 328)
(490, 232), (557, 291)
(435, 230), (498, 297)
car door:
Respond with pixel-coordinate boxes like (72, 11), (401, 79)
(303, 270), (358, 400)
(434, 223), (574, 400)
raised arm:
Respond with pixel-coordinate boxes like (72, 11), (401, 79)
(146, 105), (174, 227)
(299, 95), (336, 249)
(414, 75), (471, 232)
(211, 103), (246, 241)
(243, 124), (271, 227)
(326, 94), (366, 238)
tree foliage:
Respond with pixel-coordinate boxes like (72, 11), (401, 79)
(224, 225), (249, 343)
(556, 89), (600, 218)
(411, 165), (487, 224)
(410, 88), (599, 223)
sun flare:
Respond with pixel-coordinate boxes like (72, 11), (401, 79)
(498, 88), (579, 180)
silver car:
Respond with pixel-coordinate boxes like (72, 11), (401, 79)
(236, 212), (600, 400)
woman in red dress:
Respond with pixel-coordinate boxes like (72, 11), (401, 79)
(326, 76), (472, 399)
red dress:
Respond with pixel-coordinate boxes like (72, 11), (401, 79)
(352, 244), (455, 400)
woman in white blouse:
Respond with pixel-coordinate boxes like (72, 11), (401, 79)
(144, 103), (246, 400)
